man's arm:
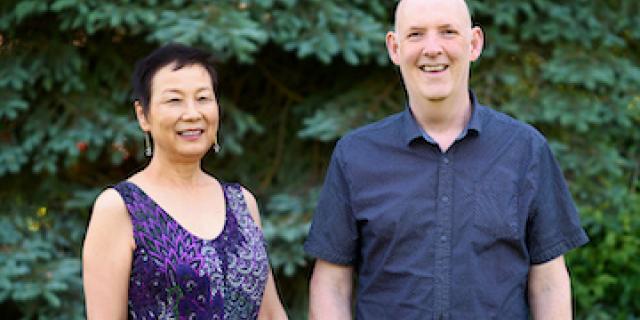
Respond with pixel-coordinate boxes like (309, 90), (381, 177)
(528, 255), (572, 319)
(309, 259), (353, 320)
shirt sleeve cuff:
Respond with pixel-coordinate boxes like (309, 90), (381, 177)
(530, 228), (590, 264)
(304, 240), (355, 266)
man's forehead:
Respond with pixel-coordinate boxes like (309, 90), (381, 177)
(395, 0), (471, 30)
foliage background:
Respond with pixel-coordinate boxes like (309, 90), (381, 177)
(1, 0), (639, 319)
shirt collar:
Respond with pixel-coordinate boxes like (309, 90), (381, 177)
(401, 91), (484, 146)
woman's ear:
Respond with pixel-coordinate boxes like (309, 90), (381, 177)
(134, 101), (150, 131)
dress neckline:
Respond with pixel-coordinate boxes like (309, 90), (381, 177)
(122, 180), (230, 242)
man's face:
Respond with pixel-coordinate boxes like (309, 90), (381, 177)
(386, 0), (483, 104)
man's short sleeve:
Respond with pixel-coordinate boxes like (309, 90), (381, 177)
(526, 141), (589, 264)
(304, 141), (359, 265)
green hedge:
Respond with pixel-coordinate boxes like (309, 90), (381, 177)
(1, 0), (638, 318)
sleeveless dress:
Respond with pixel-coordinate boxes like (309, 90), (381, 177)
(113, 181), (268, 320)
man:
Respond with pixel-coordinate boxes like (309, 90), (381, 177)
(304, 0), (589, 319)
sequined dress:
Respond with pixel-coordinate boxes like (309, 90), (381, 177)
(113, 181), (268, 319)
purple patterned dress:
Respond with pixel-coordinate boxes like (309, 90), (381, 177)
(113, 181), (268, 319)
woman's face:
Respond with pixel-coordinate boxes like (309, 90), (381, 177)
(136, 63), (219, 162)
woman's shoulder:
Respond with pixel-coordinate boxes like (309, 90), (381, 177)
(83, 187), (135, 274)
(226, 182), (262, 228)
(91, 187), (129, 222)
(84, 186), (134, 250)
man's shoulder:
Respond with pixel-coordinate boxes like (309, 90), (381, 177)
(478, 104), (547, 144)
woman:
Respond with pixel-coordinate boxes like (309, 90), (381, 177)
(83, 44), (288, 319)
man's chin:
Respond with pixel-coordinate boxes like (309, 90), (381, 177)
(426, 95), (447, 102)
(420, 93), (448, 103)
(407, 87), (452, 104)
(417, 87), (451, 102)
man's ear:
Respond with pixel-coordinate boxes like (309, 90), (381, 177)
(469, 26), (484, 62)
(134, 101), (150, 131)
(386, 31), (401, 65)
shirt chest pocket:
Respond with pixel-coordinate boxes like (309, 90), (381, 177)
(473, 177), (521, 240)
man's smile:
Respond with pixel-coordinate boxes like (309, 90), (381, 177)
(419, 64), (448, 73)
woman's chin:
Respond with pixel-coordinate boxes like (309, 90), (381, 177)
(157, 148), (210, 163)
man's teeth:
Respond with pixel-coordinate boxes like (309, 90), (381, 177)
(420, 65), (447, 72)
(180, 130), (201, 136)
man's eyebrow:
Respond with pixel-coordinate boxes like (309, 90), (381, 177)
(437, 23), (459, 29)
(403, 26), (426, 33)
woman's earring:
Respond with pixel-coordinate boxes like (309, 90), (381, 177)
(213, 138), (220, 153)
(144, 132), (153, 157)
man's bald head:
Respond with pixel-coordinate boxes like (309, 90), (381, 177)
(393, 0), (473, 32)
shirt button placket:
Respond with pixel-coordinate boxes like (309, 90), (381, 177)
(434, 154), (453, 316)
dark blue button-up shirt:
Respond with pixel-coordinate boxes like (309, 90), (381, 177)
(304, 94), (589, 319)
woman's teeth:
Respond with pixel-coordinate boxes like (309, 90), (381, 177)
(179, 130), (201, 136)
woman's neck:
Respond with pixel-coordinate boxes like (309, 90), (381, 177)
(139, 153), (210, 189)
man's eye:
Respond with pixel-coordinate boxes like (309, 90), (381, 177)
(166, 98), (182, 104)
(443, 29), (458, 35)
(408, 32), (422, 38)
(197, 96), (212, 101)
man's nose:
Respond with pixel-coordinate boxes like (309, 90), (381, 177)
(421, 34), (443, 57)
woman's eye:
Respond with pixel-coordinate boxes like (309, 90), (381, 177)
(197, 96), (212, 102)
(166, 98), (181, 104)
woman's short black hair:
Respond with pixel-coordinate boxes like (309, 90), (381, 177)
(131, 43), (219, 115)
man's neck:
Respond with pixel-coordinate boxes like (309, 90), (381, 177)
(409, 91), (472, 152)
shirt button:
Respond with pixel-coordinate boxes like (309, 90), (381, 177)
(441, 195), (449, 203)
(440, 235), (447, 242)
(443, 157), (450, 164)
